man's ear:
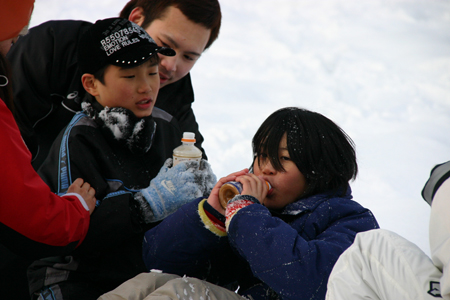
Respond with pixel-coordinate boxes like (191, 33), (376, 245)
(128, 7), (145, 27)
(81, 74), (99, 97)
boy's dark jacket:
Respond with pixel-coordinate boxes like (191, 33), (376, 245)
(7, 20), (205, 170)
(28, 103), (182, 299)
(143, 189), (379, 300)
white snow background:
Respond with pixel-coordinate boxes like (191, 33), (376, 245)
(28, 0), (450, 255)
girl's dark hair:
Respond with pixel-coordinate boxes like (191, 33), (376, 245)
(120, 0), (221, 50)
(251, 107), (358, 197)
(0, 52), (14, 113)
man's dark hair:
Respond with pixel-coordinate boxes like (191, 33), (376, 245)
(251, 107), (358, 198)
(120, 0), (221, 50)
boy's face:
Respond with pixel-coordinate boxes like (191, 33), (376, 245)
(92, 60), (160, 118)
(142, 6), (211, 88)
(253, 133), (308, 210)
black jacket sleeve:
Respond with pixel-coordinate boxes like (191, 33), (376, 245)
(7, 20), (92, 167)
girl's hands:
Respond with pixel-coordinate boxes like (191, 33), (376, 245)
(236, 173), (268, 205)
(207, 168), (249, 215)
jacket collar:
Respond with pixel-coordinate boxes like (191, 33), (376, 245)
(81, 95), (156, 155)
(276, 185), (353, 216)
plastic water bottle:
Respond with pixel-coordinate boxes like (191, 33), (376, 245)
(173, 132), (202, 167)
(218, 180), (272, 209)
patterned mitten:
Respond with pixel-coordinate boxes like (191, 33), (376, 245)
(225, 195), (260, 231)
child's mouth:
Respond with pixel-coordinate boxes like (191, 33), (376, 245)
(264, 180), (273, 196)
(137, 99), (151, 104)
(136, 99), (152, 109)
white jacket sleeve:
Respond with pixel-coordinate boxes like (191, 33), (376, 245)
(325, 229), (442, 300)
(429, 178), (450, 300)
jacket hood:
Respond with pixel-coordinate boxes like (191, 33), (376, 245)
(81, 95), (156, 155)
(278, 185), (352, 216)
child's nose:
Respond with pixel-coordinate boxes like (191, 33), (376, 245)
(138, 78), (152, 93)
(261, 160), (276, 174)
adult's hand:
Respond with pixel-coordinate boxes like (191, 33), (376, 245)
(68, 178), (96, 214)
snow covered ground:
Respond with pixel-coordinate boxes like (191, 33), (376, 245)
(29, 0), (450, 255)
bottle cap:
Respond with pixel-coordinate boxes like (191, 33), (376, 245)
(181, 132), (196, 143)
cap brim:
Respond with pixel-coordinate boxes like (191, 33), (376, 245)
(110, 44), (174, 68)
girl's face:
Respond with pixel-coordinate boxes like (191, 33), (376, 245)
(253, 133), (308, 210)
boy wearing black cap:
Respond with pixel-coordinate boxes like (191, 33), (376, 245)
(28, 18), (216, 300)
(77, 18), (176, 121)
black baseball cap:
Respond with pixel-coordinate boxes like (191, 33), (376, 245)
(77, 17), (175, 74)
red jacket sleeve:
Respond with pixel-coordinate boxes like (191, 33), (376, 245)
(0, 100), (90, 257)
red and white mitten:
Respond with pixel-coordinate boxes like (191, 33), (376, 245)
(225, 195), (260, 231)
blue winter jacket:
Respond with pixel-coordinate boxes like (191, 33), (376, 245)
(143, 187), (379, 300)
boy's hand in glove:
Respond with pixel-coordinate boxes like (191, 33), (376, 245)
(196, 159), (217, 197)
(135, 158), (217, 223)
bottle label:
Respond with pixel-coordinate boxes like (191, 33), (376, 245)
(223, 181), (243, 194)
(172, 156), (202, 167)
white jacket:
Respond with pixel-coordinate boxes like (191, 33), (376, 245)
(326, 178), (450, 300)
(430, 178), (450, 299)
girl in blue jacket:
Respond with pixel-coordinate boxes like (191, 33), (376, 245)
(100, 107), (380, 300)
